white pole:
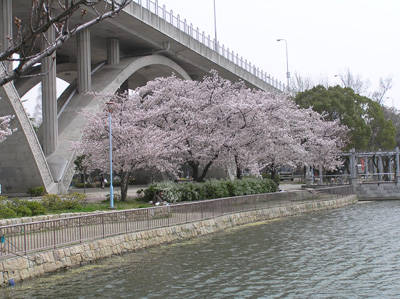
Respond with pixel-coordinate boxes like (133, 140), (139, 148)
(213, 0), (218, 51)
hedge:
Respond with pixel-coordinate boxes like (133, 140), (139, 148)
(142, 178), (277, 203)
(0, 193), (86, 219)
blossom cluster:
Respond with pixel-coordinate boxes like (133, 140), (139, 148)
(0, 115), (14, 143)
(77, 71), (348, 183)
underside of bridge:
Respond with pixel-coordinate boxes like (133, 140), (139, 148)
(0, 0), (279, 194)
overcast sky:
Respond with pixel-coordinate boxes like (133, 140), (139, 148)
(159, 0), (400, 108)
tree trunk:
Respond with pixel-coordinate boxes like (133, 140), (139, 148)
(120, 172), (130, 202)
(234, 155), (242, 179)
(83, 172), (86, 194)
(199, 160), (214, 182)
(270, 167), (277, 181)
(188, 161), (200, 182)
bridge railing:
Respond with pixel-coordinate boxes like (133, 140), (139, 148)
(130, 0), (285, 91)
(0, 186), (351, 259)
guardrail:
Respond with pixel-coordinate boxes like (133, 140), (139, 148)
(0, 186), (353, 259)
(129, 0), (285, 91)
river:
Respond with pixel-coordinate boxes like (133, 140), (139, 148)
(3, 201), (400, 298)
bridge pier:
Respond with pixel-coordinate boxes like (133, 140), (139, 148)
(0, 0), (12, 72)
(41, 25), (58, 156)
(77, 29), (91, 93)
(107, 38), (120, 65)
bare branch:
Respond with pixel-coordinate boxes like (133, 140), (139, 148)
(0, 0), (132, 86)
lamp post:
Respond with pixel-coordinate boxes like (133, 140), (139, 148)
(276, 38), (290, 91)
(213, 0), (218, 51)
(106, 101), (114, 209)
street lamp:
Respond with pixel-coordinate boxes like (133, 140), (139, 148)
(276, 38), (290, 91)
(213, 0), (218, 51)
(105, 101), (115, 209)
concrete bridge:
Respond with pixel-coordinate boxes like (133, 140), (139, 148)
(0, 0), (285, 195)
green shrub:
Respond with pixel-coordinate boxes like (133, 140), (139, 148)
(0, 206), (17, 219)
(25, 201), (47, 216)
(14, 205), (32, 217)
(42, 193), (87, 211)
(143, 178), (277, 203)
(27, 186), (46, 197)
(262, 173), (280, 186)
(42, 194), (63, 210)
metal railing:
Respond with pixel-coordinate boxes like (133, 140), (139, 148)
(0, 186), (353, 259)
(128, 0), (285, 91)
(304, 173), (398, 185)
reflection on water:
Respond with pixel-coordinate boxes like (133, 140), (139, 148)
(3, 201), (400, 298)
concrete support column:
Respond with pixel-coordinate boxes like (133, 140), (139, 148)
(77, 29), (91, 93)
(378, 155), (383, 181)
(349, 149), (357, 185)
(41, 25), (58, 156)
(396, 147), (400, 183)
(0, 0), (13, 72)
(107, 38), (120, 65)
(389, 156), (393, 181)
(365, 157), (369, 180)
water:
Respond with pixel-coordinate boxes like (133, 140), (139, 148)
(4, 201), (400, 298)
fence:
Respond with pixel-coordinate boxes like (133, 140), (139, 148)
(127, 0), (285, 91)
(0, 186), (353, 259)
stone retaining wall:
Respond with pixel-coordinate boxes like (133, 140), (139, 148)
(0, 195), (358, 286)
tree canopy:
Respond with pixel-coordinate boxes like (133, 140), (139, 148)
(78, 73), (348, 200)
(294, 85), (396, 151)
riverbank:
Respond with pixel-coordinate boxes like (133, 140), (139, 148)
(0, 191), (357, 287)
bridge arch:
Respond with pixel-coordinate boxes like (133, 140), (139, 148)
(100, 55), (191, 94)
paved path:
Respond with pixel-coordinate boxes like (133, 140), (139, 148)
(69, 186), (147, 202)
(279, 183), (304, 192)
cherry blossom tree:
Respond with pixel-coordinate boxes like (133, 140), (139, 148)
(217, 87), (348, 179)
(78, 71), (349, 193)
(137, 71), (244, 182)
(0, 114), (14, 143)
(77, 92), (183, 201)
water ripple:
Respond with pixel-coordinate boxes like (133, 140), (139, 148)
(4, 201), (400, 298)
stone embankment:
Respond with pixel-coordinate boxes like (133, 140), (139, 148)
(0, 193), (357, 286)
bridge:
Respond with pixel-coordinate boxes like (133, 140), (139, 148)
(0, 0), (285, 194)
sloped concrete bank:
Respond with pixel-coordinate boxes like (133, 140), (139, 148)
(0, 194), (357, 286)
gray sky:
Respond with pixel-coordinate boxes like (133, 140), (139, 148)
(160, 0), (400, 108)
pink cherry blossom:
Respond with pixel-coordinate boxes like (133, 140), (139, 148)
(77, 71), (348, 198)
(0, 115), (14, 143)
